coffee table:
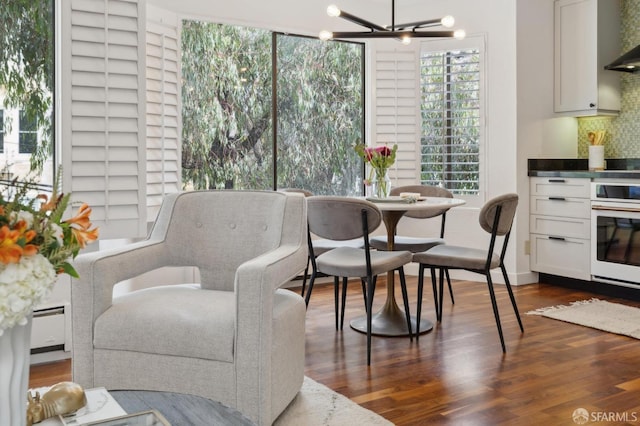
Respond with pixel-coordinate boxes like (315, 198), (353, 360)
(110, 390), (255, 425)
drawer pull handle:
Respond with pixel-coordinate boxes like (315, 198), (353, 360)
(549, 236), (566, 241)
(548, 197), (566, 201)
(548, 179), (566, 183)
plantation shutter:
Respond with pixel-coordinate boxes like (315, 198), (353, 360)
(60, 0), (147, 239)
(146, 5), (181, 222)
(372, 42), (420, 187)
(420, 45), (482, 196)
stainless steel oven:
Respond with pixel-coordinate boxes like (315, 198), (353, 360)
(591, 182), (640, 287)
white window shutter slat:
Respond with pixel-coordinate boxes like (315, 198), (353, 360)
(61, 0), (147, 239)
(145, 5), (181, 222)
(373, 45), (420, 187)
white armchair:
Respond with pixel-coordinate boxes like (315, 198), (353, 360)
(71, 190), (308, 425)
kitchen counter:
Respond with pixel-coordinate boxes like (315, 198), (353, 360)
(528, 158), (640, 179)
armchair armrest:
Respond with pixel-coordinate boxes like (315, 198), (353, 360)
(72, 240), (168, 319)
(233, 241), (308, 419)
(71, 238), (171, 388)
(234, 242), (308, 333)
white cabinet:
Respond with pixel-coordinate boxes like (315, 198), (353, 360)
(530, 177), (591, 280)
(554, 0), (620, 116)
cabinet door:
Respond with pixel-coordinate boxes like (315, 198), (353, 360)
(530, 214), (590, 239)
(530, 177), (590, 198)
(530, 234), (591, 280)
(554, 0), (597, 113)
(530, 196), (591, 219)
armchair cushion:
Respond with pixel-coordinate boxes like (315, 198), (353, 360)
(94, 284), (235, 363)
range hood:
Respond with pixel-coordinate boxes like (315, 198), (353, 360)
(604, 44), (640, 73)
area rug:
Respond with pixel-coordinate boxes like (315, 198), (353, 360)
(526, 298), (640, 339)
(275, 376), (393, 426)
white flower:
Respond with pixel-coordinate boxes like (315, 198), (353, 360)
(10, 210), (34, 228)
(49, 223), (64, 246)
(0, 254), (57, 335)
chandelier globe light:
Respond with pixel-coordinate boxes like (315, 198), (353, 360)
(319, 0), (466, 43)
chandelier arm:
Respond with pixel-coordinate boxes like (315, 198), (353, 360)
(392, 19), (443, 30)
(331, 30), (456, 39)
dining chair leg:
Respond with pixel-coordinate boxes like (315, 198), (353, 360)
(333, 276), (340, 331)
(445, 269), (455, 304)
(361, 278), (368, 313)
(301, 256), (310, 297)
(304, 263), (318, 307)
(365, 275), (375, 366)
(398, 267), (413, 341)
(416, 264), (425, 339)
(438, 268), (446, 322)
(501, 264), (524, 332)
(340, 277), (349, 330)
(485, 272), (506, 352)
(429, 267), (440, 322)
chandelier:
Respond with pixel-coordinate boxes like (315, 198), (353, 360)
(319, 0), (465, 44)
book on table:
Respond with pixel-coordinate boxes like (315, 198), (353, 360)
(30, 386), (127, 425)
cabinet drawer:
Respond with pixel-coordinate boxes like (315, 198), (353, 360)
(530, 177), (590, 198)
(530, 196), (591, 219)
(31, 313), (66, 349)
(530, 215), (590, 239)
(530, 234), (590, 280)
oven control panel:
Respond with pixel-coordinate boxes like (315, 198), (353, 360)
(592, 182), (640, 203)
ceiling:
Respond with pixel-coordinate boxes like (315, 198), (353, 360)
(147, 0), (458, 37)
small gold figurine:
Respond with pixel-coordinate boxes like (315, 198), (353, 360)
(26, 381), (87, 426)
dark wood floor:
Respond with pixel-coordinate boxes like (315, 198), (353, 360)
(30, 277), (640, 425)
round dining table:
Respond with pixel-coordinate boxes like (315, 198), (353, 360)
(349, 196), (466, 337)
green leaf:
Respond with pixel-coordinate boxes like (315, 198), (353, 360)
(61, 262), (79, 279)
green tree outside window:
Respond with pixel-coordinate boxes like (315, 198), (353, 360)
(181, 21), (364, 194)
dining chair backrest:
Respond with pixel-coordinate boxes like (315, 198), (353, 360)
(390, 185), (453, 219)
(479, 193), (519, 236)
(307, 196), (382, 241)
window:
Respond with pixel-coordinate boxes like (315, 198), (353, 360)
(275, 34), (364, 196)
(0, 0), (54, 185)
(181, 21), (364, 195)
(420, 39), (484, 199)
(19, 110), (38, 154)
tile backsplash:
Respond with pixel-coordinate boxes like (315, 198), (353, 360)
(578, 0), (640, 159)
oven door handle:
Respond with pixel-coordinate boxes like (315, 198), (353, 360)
(591, 204), (640, 213)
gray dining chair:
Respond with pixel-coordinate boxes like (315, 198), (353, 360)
(412, 193), (524, 351)
(369, 184), (455, 314)
(279, 188), (364, 302)
(306, 196), (413, 365)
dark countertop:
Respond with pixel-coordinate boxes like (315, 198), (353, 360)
(528, 158), (640, 179)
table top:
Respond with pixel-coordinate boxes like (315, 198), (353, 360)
(111, 390), (255, 426)
(365, 196), (466, 212)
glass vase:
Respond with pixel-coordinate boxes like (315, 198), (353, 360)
(372, 168), (391, 199)
(0, 313), (32, 426)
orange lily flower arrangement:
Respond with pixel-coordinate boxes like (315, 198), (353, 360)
(0, 172), (98, 334)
